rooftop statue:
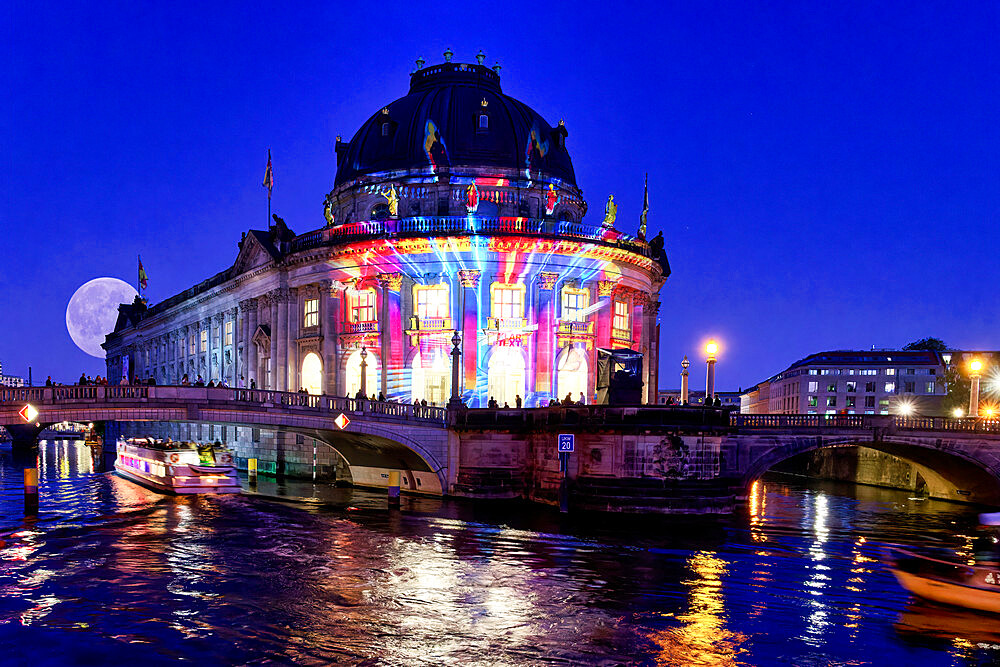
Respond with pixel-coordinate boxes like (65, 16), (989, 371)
(323, 196), (334, 227)
(603, 194), (617, 228)
(382, 185), (400, 217)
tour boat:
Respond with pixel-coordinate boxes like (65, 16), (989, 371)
(115, 438), (241, 494)
(884, 547), (1000, 615)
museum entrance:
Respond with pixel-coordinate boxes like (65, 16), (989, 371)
(411, 351), (450, 406)
(345, 349), (379, 398)
(487, 347), (525, 407)
(301, 352), (323, 395)
(556, 346), (588, 404)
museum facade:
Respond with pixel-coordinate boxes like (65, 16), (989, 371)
(104, 56), (670, 408)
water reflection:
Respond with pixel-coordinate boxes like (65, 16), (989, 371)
(0, 443), (998, 665)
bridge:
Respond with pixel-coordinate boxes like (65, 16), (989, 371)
(2, 387), (999, 510)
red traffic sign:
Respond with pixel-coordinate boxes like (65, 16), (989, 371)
(19, 404), (38, 422)
(334, 413), (350, 430)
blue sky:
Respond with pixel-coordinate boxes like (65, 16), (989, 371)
(2, 1), (997, 389)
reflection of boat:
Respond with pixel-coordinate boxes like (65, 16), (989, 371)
(884, 547), (1000, 614)
(115, 438), (240, 494)
(896, 600), (1000, 645)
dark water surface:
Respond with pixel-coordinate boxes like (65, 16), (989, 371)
(1, 440), (999, 666)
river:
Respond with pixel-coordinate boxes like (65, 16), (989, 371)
(1, 440), (998, 665)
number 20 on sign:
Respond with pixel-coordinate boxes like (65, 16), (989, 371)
(557, 434), (574, 453)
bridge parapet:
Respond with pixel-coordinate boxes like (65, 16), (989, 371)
(0, 386), (446, 426)
(730, 413), (1000, 434)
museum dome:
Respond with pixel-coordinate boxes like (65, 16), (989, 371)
(334, 60), (576, 187)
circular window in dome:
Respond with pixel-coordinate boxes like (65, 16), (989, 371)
(371, 203), (390, 221)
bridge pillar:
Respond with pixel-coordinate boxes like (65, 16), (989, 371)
(5, 423), (45, 451)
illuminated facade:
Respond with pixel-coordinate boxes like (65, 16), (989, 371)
(105, 56), (670, 406)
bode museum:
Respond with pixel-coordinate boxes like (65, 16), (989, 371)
(104, 54), (670, 412)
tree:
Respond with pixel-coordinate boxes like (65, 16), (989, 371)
(941, 366), (971, 414)
(903, 337), (948, 351)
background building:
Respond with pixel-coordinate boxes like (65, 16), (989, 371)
(0, 362), (25, 388)
(104, 57), (670, 408)
(740, 348), (1000, 417)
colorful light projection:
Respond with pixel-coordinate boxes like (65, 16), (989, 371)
(423, 119), (450, 173)
(321, 227), (642, 406)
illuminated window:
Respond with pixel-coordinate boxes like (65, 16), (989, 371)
(826, 396), (836, 407)
(808, 396), (818, 407)
(885, 382), (895, 393)
(416, 285), (449, 320)
(303, 298), (319, 327)
(201, 330), (208, 352)
(613, 299), (630, 332)
(350, 289), (376, 323)
(827, 383), (836, 392)
(491, 284), (524, 321)
(478, 114), (488, 130)
(225, 321), (233, 345)
(925, 381), (935, 393)
(846, 381), (856, 392)
(561, 287), (589, 321)
(808, 381), (818, 392)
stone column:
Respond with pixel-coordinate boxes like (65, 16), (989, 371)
(201, 318), (211, 382)
(286, 287), (298, 392)
(535, 272), (558, 405)
(212, 313), (224, 382)
(246, 298), (259, 387)
(320, 280), (336, 396)
(645, 299), (660, 404)
(458, 269), (481, 401)
(270, 292), (281, 390)
(228, 306), (239, 385)
(377, 273), (403, 398)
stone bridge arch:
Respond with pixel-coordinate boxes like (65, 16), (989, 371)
(283, 420), (449, 494)
(740, 434), (1000, 505)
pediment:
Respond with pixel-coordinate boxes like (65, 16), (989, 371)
(234, 233), (277, 273)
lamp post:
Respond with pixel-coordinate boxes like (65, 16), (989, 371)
(449, 331), (462, 408)
(680, 355), (690, 405)
(705, 340), (718, 404)
(359, 345), (368, 399)
(969, 358), (984, 418)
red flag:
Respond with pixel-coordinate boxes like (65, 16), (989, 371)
(262, 150), (273, 198)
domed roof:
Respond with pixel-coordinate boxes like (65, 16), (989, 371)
(334, 62), (576, 187)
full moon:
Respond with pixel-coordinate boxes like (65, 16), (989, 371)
(66, 278), (139, 358)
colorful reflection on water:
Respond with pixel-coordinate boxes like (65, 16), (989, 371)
(0, 440), (998, 665)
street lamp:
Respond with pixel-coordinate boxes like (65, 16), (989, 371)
(359, 346), (368, 399)
(969, 358), (984, 418)
(449, 331), (462, 408)
(680, 355), (690, 405)
(705, 340), (718, 403)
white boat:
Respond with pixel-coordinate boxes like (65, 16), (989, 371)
(115, 438), (241, 494)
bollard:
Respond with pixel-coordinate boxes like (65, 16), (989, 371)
(248, 458), (258, 489)
(24, 468), (39, 515)
(387, 470), (401, 507)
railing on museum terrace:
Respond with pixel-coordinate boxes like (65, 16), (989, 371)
(290, 216), (652, 258)
(0, 386), (447, 425)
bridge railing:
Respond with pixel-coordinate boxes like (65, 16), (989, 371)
(0, 386), (446, 425)
(894, 416), (1000, 433)
(731, 414), (874, 429)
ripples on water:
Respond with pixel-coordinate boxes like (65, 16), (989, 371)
(1, 441), (998, 665)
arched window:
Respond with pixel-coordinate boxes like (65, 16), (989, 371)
(381, 122), (390, 137)
(301, 352), (323, 395)
(371, 203), (390, 220)
(478, 114), (489, 130)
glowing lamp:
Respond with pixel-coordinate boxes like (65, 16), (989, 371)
(895, 401), (915, 417)
(985, 407), (997, 418)
(952, 408), (965, 418)
(706, 341), (718, 357)
(970, 359), (983, 374)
